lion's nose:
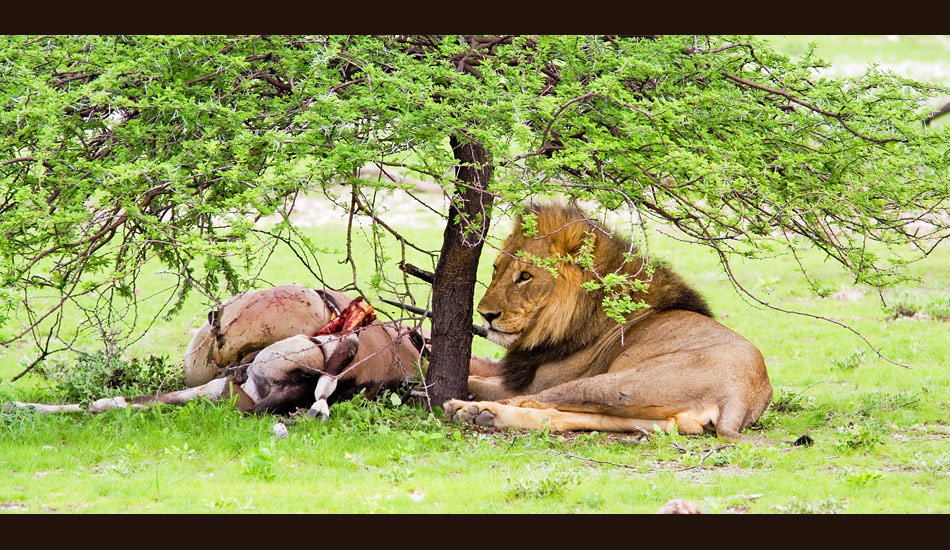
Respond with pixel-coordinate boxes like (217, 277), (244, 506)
(480, 311), (500, 325)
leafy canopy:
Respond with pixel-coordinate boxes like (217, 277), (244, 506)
(2, 35), (948, 374)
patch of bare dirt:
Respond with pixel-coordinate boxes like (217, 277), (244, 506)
(832, 287), (865, 301)
(257, 166), (450, 230)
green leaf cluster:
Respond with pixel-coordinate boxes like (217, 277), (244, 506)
(2, 35), (948, 365)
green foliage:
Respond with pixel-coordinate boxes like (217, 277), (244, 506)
(1, 36), (950, 514)
(857, 391), (919, 416)
(711, 444), (773, 469)
(203, 496), (255, 511)
(770, 388), (816, 413)
(162, 441), (197, 461)
(839, 467), (885, 486)
(830, 348), (866, 371)
(572, 231), (653, 323)
(520, 213), (539, 237)
(242, 443), (281, 481)
(885, 291), (950, 320)
(327, 390), (443, 435)
(2, 34), (949, 369)
(505, 469), (583, 499)
(514, 250), (562, 278)
(34, 351), (182, 404)
(777, 497), (847, 514)
(912, 452), (950, 476)
(836, 421), (887, 452)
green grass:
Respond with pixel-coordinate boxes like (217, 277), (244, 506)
(2, 207), (949, 513)
(762, 35), (950, 81)
(2, 36), (950, 513)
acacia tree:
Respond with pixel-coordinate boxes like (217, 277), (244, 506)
(2, 35), (949, 406)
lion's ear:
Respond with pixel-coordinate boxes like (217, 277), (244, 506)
(549, 222), (588, 257)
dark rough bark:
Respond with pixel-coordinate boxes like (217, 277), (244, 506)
(424, 136), (494, 408)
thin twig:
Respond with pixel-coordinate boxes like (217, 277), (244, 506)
(674, 444), (736, 471)
(185, 67), (227, 85)
(551, 450), (643, 470)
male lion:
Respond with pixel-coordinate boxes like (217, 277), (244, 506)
(444, 202), (773, 442)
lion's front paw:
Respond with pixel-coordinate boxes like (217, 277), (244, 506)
(443, 399), (497, 427)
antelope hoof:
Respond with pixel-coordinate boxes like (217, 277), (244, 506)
(308, 399), (330, 422)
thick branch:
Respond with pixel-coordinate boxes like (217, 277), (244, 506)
(2, 157), (37, 167)
(398, 262), (435, 284)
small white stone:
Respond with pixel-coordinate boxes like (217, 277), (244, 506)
(272, 422), (288, 439)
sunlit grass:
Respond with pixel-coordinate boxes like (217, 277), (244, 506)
(2, 204), (948, 513)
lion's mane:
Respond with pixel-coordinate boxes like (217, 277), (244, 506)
(498, 202), (711, 392)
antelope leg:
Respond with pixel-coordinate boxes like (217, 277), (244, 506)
(307, 375), (338, 422)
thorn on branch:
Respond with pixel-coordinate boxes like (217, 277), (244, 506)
(244, 53), (277, 62)
(185, 68), (227, 86)
(329, 78), (364, 95)
(260, 74), (293, 93)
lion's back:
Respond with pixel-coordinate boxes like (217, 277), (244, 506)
(608, 309), (771, 409)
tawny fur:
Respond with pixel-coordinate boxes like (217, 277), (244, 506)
(448, 202), (773, 442)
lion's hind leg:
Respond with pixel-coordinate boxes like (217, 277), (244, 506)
(443, 399), (673, 434)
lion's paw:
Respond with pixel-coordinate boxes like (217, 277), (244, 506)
(443, 399), (497, 428)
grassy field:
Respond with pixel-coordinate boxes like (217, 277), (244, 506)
(764, 35), (950, 83)
(1, 36), (949, 514)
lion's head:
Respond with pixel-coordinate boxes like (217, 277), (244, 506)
(478, 203), (606, 352)
(477, 202), (711, 356)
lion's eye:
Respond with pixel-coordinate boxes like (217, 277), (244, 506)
(517, 271), (532, 283)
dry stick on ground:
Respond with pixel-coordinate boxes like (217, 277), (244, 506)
(672, 443), (736, 471)
(551, 450), (644, 470)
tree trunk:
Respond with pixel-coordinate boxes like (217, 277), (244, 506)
(424, 135), (494, 408)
